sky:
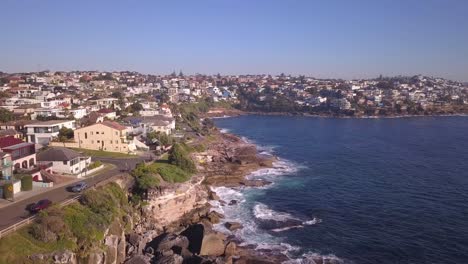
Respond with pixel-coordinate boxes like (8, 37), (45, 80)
(1, 0), (468, 81)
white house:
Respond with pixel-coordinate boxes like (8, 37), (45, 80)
(25, 120), (76, 145)
(37, 147), (91, 177)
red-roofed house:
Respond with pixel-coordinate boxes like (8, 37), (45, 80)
(0, 136), (37, 172)
(97, 108), (117, 120)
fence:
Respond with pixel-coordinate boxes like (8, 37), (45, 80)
(0, 196), (80, 239)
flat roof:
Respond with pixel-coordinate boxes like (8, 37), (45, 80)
(3, 142), (34, 150)
(25, 120), (74, 127)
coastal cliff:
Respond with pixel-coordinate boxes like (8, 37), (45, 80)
(26, 131), (277, 264)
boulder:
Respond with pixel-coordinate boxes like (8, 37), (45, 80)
(228, 200), (238, 206)
(125, 254), (152, 264)
(207, 211), (224, 224)
(209, 191), (220, 201)
(154, 254), (183, 264)
(199, 232), (226, 256)
(224, 222), (243, 231)
(127, 233), (142, 246)
(224, 241), (237, 256)
(51, 250), (76, 264)
(104, 234), (120, 264)
(150, 233), (189, 253)
(180, 224), (205, 254)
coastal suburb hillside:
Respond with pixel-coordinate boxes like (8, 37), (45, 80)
(0, 101), (301, 264)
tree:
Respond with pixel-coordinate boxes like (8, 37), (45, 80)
(168, 143), (196, 173)
(147, 131), (173, 146)
(58, 127), (74, 142)
(128, 102), (143, 113)
(0, 108), (14, 123)
(131, 163), (160, 199)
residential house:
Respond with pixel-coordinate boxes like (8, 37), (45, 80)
(0, 136), (37, 173)
(55, 121), (136, 153)
(97, 108), (117, 120)
(37, 147), (91, 177)
(89, 98), (118, 109)
(25, 120), (76, 145)
(124, 115), (175, 136)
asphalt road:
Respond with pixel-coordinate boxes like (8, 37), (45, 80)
(0, 157), (143, 231)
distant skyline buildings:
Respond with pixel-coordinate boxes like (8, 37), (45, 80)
(1, 0), (468, 81)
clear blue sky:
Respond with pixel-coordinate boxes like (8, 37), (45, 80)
(1, 0), (468, 81)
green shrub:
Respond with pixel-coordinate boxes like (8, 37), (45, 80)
(28, 183), (129, 256)
(154, 162), (191, 183)
(20, 175), (33, 191)
(31, 207), (70, 243)
(168, 143), (196, 173)
(62, 204), (107, 251)
(87, 161), (102, 170)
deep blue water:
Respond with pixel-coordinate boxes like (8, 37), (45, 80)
(214, 115), (468, 264)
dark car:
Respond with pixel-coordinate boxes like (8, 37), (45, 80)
(28, 199), (52, 213)
(71, 182), (88, 193)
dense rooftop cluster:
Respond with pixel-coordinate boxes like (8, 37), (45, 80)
(0, 71), (467, 119)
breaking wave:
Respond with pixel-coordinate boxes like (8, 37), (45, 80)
(209, 130), (346, 263)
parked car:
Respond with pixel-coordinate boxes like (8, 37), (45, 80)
(28, 199), (52, 213)
(71, 182), (88, 193)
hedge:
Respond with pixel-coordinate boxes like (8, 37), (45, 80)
(20, 175), (33, 191)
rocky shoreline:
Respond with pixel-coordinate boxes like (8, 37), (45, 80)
(206, 107), (468, 119)
(123, 130), (292, 264)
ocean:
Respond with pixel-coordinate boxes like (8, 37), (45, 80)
(212, 115), (468, 264)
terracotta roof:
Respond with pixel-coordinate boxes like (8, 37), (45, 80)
(0, 136), (25, 149)
(102, 121), (127, 131)
(97, 108), (115, 114)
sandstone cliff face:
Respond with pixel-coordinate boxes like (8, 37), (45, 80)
(136, 175), (209, 234)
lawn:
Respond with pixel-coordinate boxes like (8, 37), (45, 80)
(71, 148), (136, 159)
(0, 228), (76, 264)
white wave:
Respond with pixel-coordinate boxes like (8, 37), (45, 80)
(283, 252), (345, 264)
(271, 225), (304, 232)
(246, 158), (304, 183)
(211, 115), (232, 119)
(219, 128), (230, 133)
(303, 217), (322, 225)
(256, 242), (301, 254)
(253, 203), (299, 222)
(271, 218), (322, 232)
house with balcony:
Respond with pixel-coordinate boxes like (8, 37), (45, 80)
(25, 120), (76, 145)
(0, 136), (42, 180)
(51, 121), (137, 153)
(0, 153), (13, 180)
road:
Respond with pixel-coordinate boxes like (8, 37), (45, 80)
(0, 157), (143, 231)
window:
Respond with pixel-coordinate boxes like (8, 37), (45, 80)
(96, 131), (99, 134)
(91, 131), (93, 135)
(110, 140), (112, 144)
(115, 132), (118, 135)
(85, 132), (87, 139)
(91, 140), (94, 144)
(63, 161), (67, 165)
(115, 140), (118, 144)
(97, 140), (100, 143)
